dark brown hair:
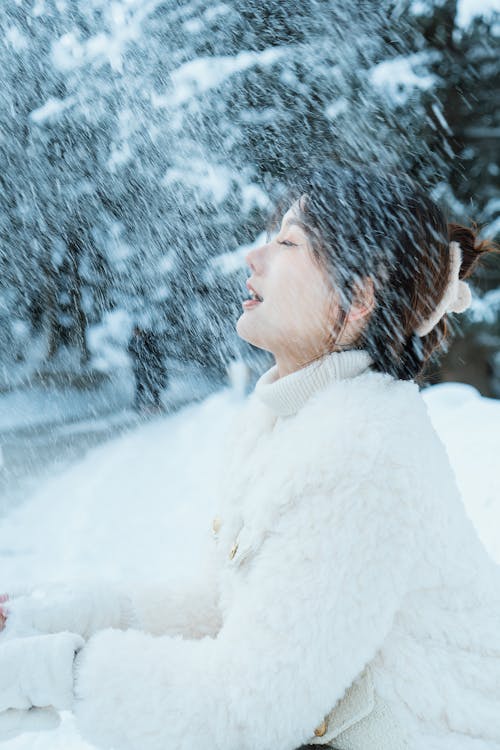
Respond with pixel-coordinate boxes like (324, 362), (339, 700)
(267, 164), (499, 383)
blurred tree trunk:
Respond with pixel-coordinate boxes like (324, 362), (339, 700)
(40, 251), (59, 362)
(438, 334), (496, 397)
(67, 232), (90, 367)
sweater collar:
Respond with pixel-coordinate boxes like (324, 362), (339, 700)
(254, 348), (374, 417)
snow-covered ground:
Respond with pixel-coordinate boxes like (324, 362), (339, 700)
(0, 380), (499, 748)
(421, 382), (500, 563)
(0, 360), (218, 434)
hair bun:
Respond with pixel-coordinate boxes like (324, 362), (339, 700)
(448, 222), (500, 280)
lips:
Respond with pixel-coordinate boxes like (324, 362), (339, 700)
(245, 279), (263, 302)
(242, 298), (261, 310)
(242, 279), (263, 311)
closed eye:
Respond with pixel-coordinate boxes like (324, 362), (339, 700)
(277, 240), (297, 247)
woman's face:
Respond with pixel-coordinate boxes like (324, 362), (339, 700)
(236, 200), (340, 373)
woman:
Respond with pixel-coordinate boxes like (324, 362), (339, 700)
(1, 165), (499, 750)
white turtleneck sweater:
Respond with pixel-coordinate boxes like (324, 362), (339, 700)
(254, 348), (375, 417)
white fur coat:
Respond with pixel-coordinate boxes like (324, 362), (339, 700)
(73, 366), (500, 750)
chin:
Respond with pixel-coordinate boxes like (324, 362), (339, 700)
(236, 313), (267, 351)
(235, 313), (253, 343)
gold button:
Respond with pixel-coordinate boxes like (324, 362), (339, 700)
(314, 719), (327, 737)
(229, 542), (238, 560)
(212, 517), (221, 534)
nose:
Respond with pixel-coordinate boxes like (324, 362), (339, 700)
(245, 241), (267, 274)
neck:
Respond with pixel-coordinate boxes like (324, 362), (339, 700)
(275, 356), (312, 380)
(274, 346), (336, 380)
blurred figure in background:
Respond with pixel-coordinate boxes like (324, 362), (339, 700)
(127, 325), (168, 415)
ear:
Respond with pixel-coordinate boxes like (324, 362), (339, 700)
(348, 277), (375, 321)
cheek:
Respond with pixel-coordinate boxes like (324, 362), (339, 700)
(267, 254), (336, 330)
(273, 257), (313, 300)
(299, 265), (335, 321)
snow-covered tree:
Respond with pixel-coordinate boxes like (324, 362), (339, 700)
(0, 0), (497, 389)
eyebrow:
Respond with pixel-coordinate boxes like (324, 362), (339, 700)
(281, 217), (301, 228)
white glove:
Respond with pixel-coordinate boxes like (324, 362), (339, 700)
(1, 582), (140, 640)
(0, 632), (84, 713)
(0, 707), (61, 741)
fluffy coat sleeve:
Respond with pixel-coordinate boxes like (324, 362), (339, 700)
(128, 574), (221, 639)
(1, 583), (139, 641)
(73, 457), (426, 750)
(2, 563), (220, 642)
(127, 527), (222, 638)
